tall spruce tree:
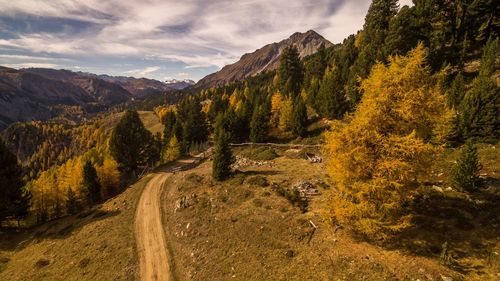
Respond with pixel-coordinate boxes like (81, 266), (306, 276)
(449, 141), (482, 192)
(250, 105), (269, 143)
(183, 96), (208, 148)
(317, 67), (349, 119)
(279, 45), (304, 97)
(109, 110), (156, 170)
(459, 37), (499, 142)
(0, 138), (30, 225)
(162, 110), (177, 142)
(291, 96), (308, 137)
(212, 125), (234, 181)
(83, 160), (101, 204)
(448, 73), (466, 108)
(66, 187), (78, 215)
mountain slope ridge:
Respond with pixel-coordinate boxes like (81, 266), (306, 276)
(196, 30), (334, 88)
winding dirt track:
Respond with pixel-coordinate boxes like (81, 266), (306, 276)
(135, 151), (211, 281)
(135, 172), (172, 281)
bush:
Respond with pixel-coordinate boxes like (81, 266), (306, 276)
(246, 176), (269, 187)
(273, 184), (308, 213)
(186, 173), (203, 183)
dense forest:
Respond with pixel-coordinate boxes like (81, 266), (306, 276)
(0, 0), (498, 241)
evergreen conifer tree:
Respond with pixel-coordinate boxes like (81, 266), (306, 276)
(250, 105), (269, 142)
(83, 160), (101, 204)
(279, 45), (304, 97)
(109, 110), (156, 170)
(291, 96), (307, 137)
(0, 138), (30, 225)
(448, 73), (465, 108)
(459, 38), (499, 142)
(317, 67), (348, 119)
(449, 141), (482, 192)
(66, 187), (78, 215)
(212, 124), (234, 181)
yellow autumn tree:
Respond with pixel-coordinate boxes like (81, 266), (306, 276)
(162, 135), (181, 163)
(270, 92), (282, 127)
(97, 157), (121, 198)
(323, 44), (449, 239)
(278, 96), (293, 131)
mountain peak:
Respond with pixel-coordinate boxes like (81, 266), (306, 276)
(196, 31), (332, 88)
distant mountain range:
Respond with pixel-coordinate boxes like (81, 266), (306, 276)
(196, 30), (333, 88)
(0, 67), (190, 130)
(0, 30), (331, 130)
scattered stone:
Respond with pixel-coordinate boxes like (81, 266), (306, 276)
(231, 156), (274, 169)
(175, 194), (198, 212)
(306, 152), (322, 163)
(432, 185), (444, 193)
(440, 275), (452, 281)
(293, 181), (320, 198)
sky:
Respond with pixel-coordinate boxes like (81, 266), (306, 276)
(0, 0), (413, 82)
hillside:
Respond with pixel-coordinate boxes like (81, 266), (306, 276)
(0, 67), (184, 130)
(0, 173), (152, 281)
(196, 30), (333, 88)
(158, 145), (499, 280)
(0, 111), (163, 178)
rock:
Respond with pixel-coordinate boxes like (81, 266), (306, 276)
(284, 250), (295, 258)
(432, 185), (443, 193)
(231, 156), (274, 169)
(440, 275), (452, 281)
(174, 194), (198, 212)
(293, 181), (320, 197)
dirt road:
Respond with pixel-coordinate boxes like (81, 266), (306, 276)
(135, 152), (211, 281)
(135, 172), (172, 281)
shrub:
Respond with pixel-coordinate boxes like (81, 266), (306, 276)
(246, 176), (269, 187)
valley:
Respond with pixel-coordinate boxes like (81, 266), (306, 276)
(0, 0), (499, 280)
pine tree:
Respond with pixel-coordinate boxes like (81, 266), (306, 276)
(279, 45), (304, 97)
(212, 125), (234, 181)
(182, 96), (209, 149)
(0, 138), (30, 225)
(66, 187), (78, 215)
(459, 38), (499, 142)
(162, 110), (177, 142)
(83, 160), (101, 204)
(448, 73), (465, 108)
(317, 67), (349, 119)
(109, 110), (156, 170)
(250, 105), (269, 142)
(291, 96), (307, 137)
(449, 141), (482, 192)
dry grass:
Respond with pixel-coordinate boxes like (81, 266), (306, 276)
(160, 151), (461, 280)
(0, 174), (153, 281)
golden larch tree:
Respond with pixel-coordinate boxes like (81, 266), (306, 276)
(323, 44), (450, 239)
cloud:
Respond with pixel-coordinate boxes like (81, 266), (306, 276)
(176, 72), (189, 78)
(125, 66), (160, 78)
(0, 0), (412, 80)
(3, 62), (59, 69)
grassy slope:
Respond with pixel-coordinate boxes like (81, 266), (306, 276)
(0, 110), (163, 280)
(160, 146), (484, 280)
(0, 174), (152, 281)
(101, 110), (163, 135)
